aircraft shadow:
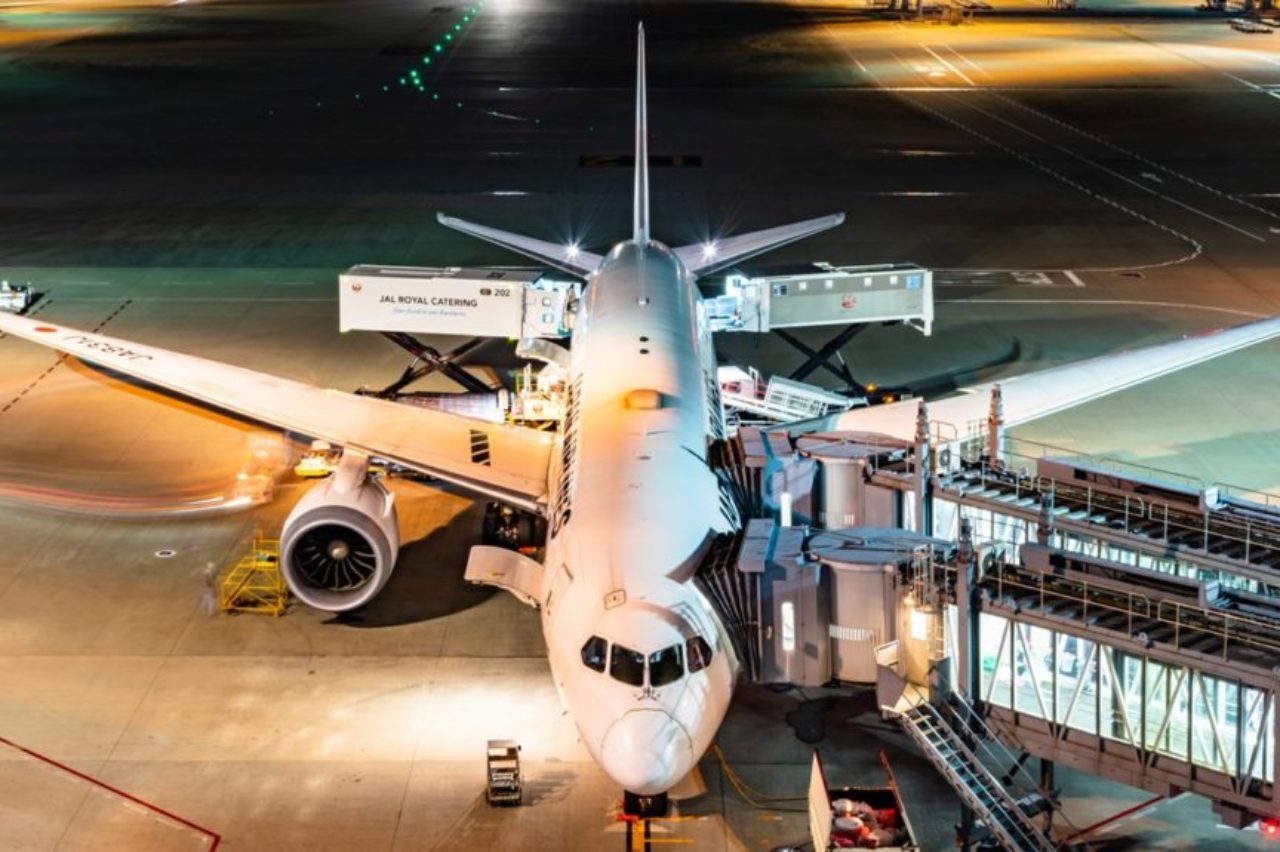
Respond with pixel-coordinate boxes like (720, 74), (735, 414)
(330, 499), (497, 628)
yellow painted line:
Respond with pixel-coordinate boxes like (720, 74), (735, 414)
(630, 819), (646, 850)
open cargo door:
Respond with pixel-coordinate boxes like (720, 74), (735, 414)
(809, 751), (833, 852)
(809, 750), (920, 851)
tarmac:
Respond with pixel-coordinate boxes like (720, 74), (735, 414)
(1, 0), (1279, 849)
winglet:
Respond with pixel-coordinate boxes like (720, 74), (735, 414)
(634, 23), (649, 245)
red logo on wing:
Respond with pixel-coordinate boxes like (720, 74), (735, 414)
(350, 282), (363, 293)
(840, 294), (858, 310)
(35, 326), (57, 333)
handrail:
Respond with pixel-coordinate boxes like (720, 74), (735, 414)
(905, 703), (1056, 852)
(942, 461), (1280, 577)
(946, 695), (1083, 840)
(984, 562), (1280, 660)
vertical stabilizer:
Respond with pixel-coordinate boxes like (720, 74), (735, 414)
(633, 24), (649, 244)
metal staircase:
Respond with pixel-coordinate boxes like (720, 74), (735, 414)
(898, 701), (1058, 852)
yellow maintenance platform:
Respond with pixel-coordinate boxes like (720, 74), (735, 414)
(219, 535), (287, 616)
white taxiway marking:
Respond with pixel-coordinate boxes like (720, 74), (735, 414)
(1053, 146), (1267, 243)
(965, 92), (1266, 243)
(1064, 270), (1086, 288)
(943, 297), (1267, 319)
(62, 281), (112, 286)
(920, 44), (976, 87)
(943, 44), (987, 78)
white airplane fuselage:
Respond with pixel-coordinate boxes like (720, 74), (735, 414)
(537, 239), (739, 795)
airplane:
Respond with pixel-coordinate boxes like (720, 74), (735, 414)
(3, 24), (1280, 818)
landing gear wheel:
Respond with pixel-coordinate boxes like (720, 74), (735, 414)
(481, 502), (547, 551)
(623, 790), (669, 818)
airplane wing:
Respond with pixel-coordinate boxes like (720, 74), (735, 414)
(673, 213), (846, 278)
(819, 315), (1280, 441)
(437, 213), (602, 278)
(0, 311), (554, 512)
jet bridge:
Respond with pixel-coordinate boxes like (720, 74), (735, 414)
(711, 404), (1280, 844)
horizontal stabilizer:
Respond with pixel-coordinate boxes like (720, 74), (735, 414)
(674, 213), (845, 277)
(437, 213), (601, 278)
(821, 315), (1280, 440)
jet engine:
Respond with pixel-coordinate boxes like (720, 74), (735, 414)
(280, 452), (399, 611)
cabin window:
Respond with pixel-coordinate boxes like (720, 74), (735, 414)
(610, 644), (646, 686)
(581, 636), (607, 673)
(649, 644), (684, 687)
(686, 636), (714, 673)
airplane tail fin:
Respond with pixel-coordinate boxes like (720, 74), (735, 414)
(672, 213), (846, 278)
(436, 213), (602, 278)
(634, 23), (649, 244)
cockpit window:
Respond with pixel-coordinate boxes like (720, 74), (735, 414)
(581, 636), (607, 673)
(649, 644), (684, 687)
(610, 644), (646, 686)
(686, 635), (714, 673)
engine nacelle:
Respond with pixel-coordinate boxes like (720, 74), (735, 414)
(280, 454), (399, 611)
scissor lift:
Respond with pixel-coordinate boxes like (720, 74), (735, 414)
(486, 739), (522, 806)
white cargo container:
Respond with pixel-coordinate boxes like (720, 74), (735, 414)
(707, 263), (933, 336)
(339, 265), (578, 339)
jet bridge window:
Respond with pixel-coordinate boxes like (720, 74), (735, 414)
(649, 644), (684, 687)
(581, 636), (608, 673)
(610, 644), (646, 687)
(686, 636), (713, 674)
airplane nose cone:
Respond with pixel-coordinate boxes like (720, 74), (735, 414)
(600, 710), (692, 795)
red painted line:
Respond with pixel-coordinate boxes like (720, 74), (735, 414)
(0, 735), (221, 851)
(1062, 793), (1164, 844)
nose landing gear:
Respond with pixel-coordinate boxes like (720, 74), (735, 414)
(623, 790), (669, 818)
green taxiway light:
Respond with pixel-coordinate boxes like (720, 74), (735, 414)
(445, 33), (452, 41)
(399, 78), (406, 85)
(432, 93), (440, 100)
(453, 23), (461, 30)
(383, 85), (390, 92)
(422, 56), (431, 64)
(434, 44), (443, 52)
(463, 15), (470, 22)
(456, 101), (463, 108)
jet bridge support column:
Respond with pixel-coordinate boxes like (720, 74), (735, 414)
(955, 519), (982, 705)
(912, 402), (933, 537)
(986, 385), (1004, 471)
(954, 518), (981, 849)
